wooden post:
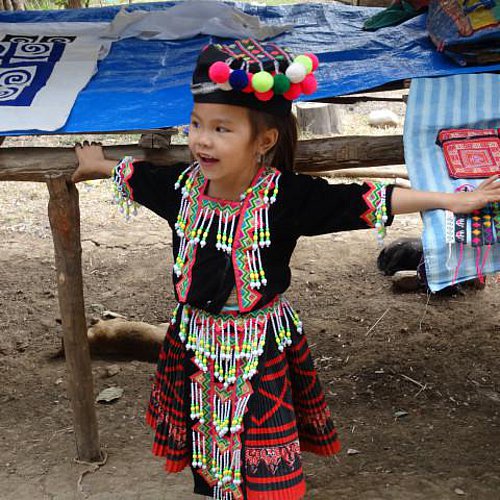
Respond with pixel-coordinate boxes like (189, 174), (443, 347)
(296, 102), (343, 136)
(46, 174), (101, 462)
(138, 127), (177, 149)
(0, 0), (14, 11)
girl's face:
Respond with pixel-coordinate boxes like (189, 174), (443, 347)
(188, 103), (272, 190)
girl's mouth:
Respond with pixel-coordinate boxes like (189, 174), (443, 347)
(198, 154), (219, 166)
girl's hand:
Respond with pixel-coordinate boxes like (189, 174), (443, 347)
(72, 141), (117, 183)
(447, 175), (500, 213)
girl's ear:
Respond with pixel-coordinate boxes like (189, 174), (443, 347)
(258, 127), (279, 156)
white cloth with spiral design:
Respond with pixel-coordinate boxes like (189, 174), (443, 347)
(0, 22), (110, 132)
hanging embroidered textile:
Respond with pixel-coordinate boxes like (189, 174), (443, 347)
(437, 128), (500, 178)
(445, 183), (500, 283)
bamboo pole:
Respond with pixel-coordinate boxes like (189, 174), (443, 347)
(47, 174), (101, 463)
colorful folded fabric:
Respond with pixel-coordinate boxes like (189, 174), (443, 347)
(427, 0), (500, 65)
(363, 0), (427, 32)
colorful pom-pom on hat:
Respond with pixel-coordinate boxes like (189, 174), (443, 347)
(191, 38), (319, 117)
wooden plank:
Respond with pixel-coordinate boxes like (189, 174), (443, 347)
(46, 174), (102, 462)
(0, 135), (404, 181)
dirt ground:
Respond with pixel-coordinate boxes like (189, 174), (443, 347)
(1, 109), (500, 499)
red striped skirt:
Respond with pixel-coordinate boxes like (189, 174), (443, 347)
(146, 301), (340, 499)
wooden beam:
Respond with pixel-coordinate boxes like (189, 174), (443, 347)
(295, 135), (404, 172)
(317, 95), (406, 104)
(47, 175), (101, 462)
(0, 135), (404, 181)
(310, 165), (409, 180)
(315, 80), (411, 100)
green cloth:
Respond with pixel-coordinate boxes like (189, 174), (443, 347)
(363, 1), (424, 31)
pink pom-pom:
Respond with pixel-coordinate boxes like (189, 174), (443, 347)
(306, 53), (319, 71)
(283, 83), (302, 100)
(301, 74), (317, 95)
(242, 73), (254, 93)
(255, 89), (274, 101)
(208, 62), (230, 84)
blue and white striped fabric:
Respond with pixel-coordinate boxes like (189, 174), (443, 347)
(404, 73), (500, 292)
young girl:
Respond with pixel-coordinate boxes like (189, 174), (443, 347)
(73, 40), (500, 500)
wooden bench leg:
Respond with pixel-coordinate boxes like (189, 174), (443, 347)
(47, 174), (101, 462)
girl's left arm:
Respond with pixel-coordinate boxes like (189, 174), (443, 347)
(391, 175), (500, 215)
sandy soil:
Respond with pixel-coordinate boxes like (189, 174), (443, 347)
(1, 173), (499, 500)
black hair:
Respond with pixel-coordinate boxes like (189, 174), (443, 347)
(247, 110), (298, 173)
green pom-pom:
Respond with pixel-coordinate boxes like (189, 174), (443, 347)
(273, 74), (291, 95)
(294, 55), (313, 74)
(252, 71), (274, 92)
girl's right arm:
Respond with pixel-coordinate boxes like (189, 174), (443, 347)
(72, 142), (123, 183)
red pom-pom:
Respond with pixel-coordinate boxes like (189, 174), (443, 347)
(208, 61), (230, 84)
(301, 74), (317, 95)
(306, 53), (319, 71)
(283, 83), (302, 100)
(242, 73), (254, 93)
(255, 89), (274, 101)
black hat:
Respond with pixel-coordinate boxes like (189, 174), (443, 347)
(191, 39), (319, 117)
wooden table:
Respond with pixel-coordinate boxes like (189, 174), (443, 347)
(0, 132), (404, 462)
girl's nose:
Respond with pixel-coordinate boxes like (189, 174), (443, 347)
(196, 129), (211, 148)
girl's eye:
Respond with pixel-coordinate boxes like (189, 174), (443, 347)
(216, 126), (229, 133)
(190, 120), (200, 128)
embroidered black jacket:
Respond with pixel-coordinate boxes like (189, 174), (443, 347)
(115, 160), (394, 314)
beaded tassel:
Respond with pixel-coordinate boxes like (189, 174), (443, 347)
(173, 164), (282, 296)
(482, 205), (495, 246)
(471, 209), (483, 247)
(493, 202), (500, 243)
(216, 211), (237, 254)
(374, 185), (389, 244)
(263, 172), (280, 204)
(183, 299), (301, 383)
(247, 245), (268, 289)
(112, 157), (139, 220)
(182, 297), (302, 500)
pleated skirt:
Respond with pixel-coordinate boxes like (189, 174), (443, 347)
(146, 299), (340, 499)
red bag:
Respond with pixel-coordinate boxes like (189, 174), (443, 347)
(436, 128), (500, 178)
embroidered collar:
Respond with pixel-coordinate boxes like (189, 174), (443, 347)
(173, 162), (281, 311)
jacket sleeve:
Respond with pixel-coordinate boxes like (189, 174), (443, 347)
(112, 157), (187, 224)
(282, 172), (395, 237)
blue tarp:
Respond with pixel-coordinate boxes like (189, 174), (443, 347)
(2, 1), (499, 134)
